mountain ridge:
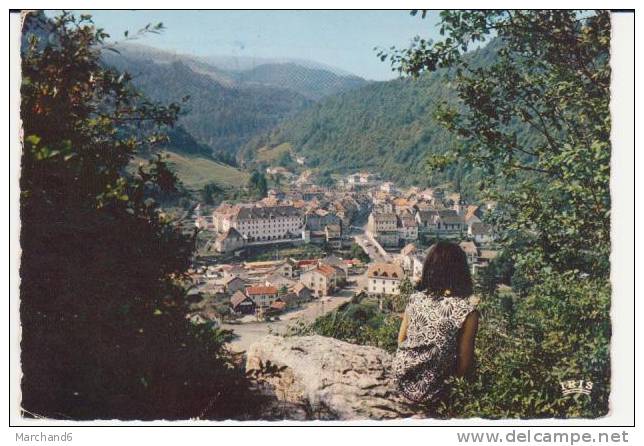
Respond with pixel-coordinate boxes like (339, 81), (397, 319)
(243, 40), (506, 196)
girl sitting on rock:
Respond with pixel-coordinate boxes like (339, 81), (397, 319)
(392, 241), (479, 404)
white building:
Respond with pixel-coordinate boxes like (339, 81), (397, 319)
(380, 181), (396, 193)
(469, 222), (494, 244)
(299, 265), (337, 297)
(367, 211), (400, 247)
(397, 212), (419, 241)
(367, 211), (397, 233)
(411, 254), (424, 284)
(367, 263), (405, 296)
(245, 285), (279, 310)
(266, 166), (294, 178)
(213, 205), (305, 243)
(347, 172), (378, 187)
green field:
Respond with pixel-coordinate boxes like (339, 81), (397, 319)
(255, 142), (292, 163)
(160, 151), (249, 191)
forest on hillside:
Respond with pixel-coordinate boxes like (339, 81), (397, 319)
(243, 38), (544, 198)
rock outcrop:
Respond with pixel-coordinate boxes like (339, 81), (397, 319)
(246, 335), (421, 420)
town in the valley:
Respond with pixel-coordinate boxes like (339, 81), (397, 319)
(178, 164), (499, 352)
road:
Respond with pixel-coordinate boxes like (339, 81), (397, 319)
(221, 288), (354, 353)
(354, 232), (392, 263)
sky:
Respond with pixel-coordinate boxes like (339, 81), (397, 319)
(49, 10), (443, 81)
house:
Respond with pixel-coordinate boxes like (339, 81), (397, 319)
(318, 260), (347, 288)
(452, 199), (467, 216)
(398, 245), (425, 284)
(299, 265), (337, 297)
(266, 166), (294, 178)
(295, 258), (318, 272)
(291, 283), (313, 302)
(397, 212), (419, 241)
(223, 275), (246, 295)
(269, 299), (287, 313)
(320, 255), (349, 281)
(267, 189), (286, 200)
(459, 240), (480, 272)
(367, 211), (400, 247)
(273, 260), (294, 278)
(358, 172), (378, 185)
(376, 230), (400, 248)
(259, 196), (280, 207)
(392, 197), (412, 212)
(305, 209), (342, 232)
(245, 285), (279, 310)
(473, 249), (499, 275)
(420, 188), (444, 205)
(230, 290), (256, 315)
(411, 254), (425, 284)
(347, 173), (361, 185)
(214, 227), (246, 253)
(380, 181), (396, 193)
(399, 243), (418, 275)
(368, 211), (397, 232)
(324, 223), (343, 249)
(406, 186), (421, 197)
(343, 258), (364, 274)
(367, 263), (405, 296)
(464, 205), (483, 225)
(265, 273), (297, 291)
(281, 292), (303, 308)
(415, 210), (438, 233)
(212, 203), (239, 233)
(375, 201), (395, 214)
(469, 222), (494, 244)
(244, 260), (294, 278)
(415, 209), (465, 236)
(435, 210), (466, 235)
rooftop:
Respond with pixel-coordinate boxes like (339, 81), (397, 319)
(459, 241), (479, 256)
(316, 264), (337, 278)
(371, 211), (397, 221)
(237, 205), (303, 220)
(470, 222), (493, 235)
(479, 250), (499, 260)
(230, 290), (250, 307)
(246, 285), (279, 295)
(367, 262), (404, 279)
(244, 260), (287, 269)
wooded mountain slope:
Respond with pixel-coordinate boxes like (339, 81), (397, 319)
(103, 50), (312, 155)
(246, 42), (506, 193)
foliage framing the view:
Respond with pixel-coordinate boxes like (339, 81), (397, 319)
(380, 10), (611, 418)
(19, 11), (262, 420)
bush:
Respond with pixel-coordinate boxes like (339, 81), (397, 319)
(288, 301), (401, 353)
(436, 272), (610, 418)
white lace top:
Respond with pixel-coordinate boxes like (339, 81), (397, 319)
(392, 292), (476, 402)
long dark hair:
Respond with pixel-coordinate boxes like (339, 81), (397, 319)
(419, 241), (473, 298)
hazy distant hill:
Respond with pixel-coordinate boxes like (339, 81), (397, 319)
(201, 53), (358, 77)
(233, 62), (369, 100)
